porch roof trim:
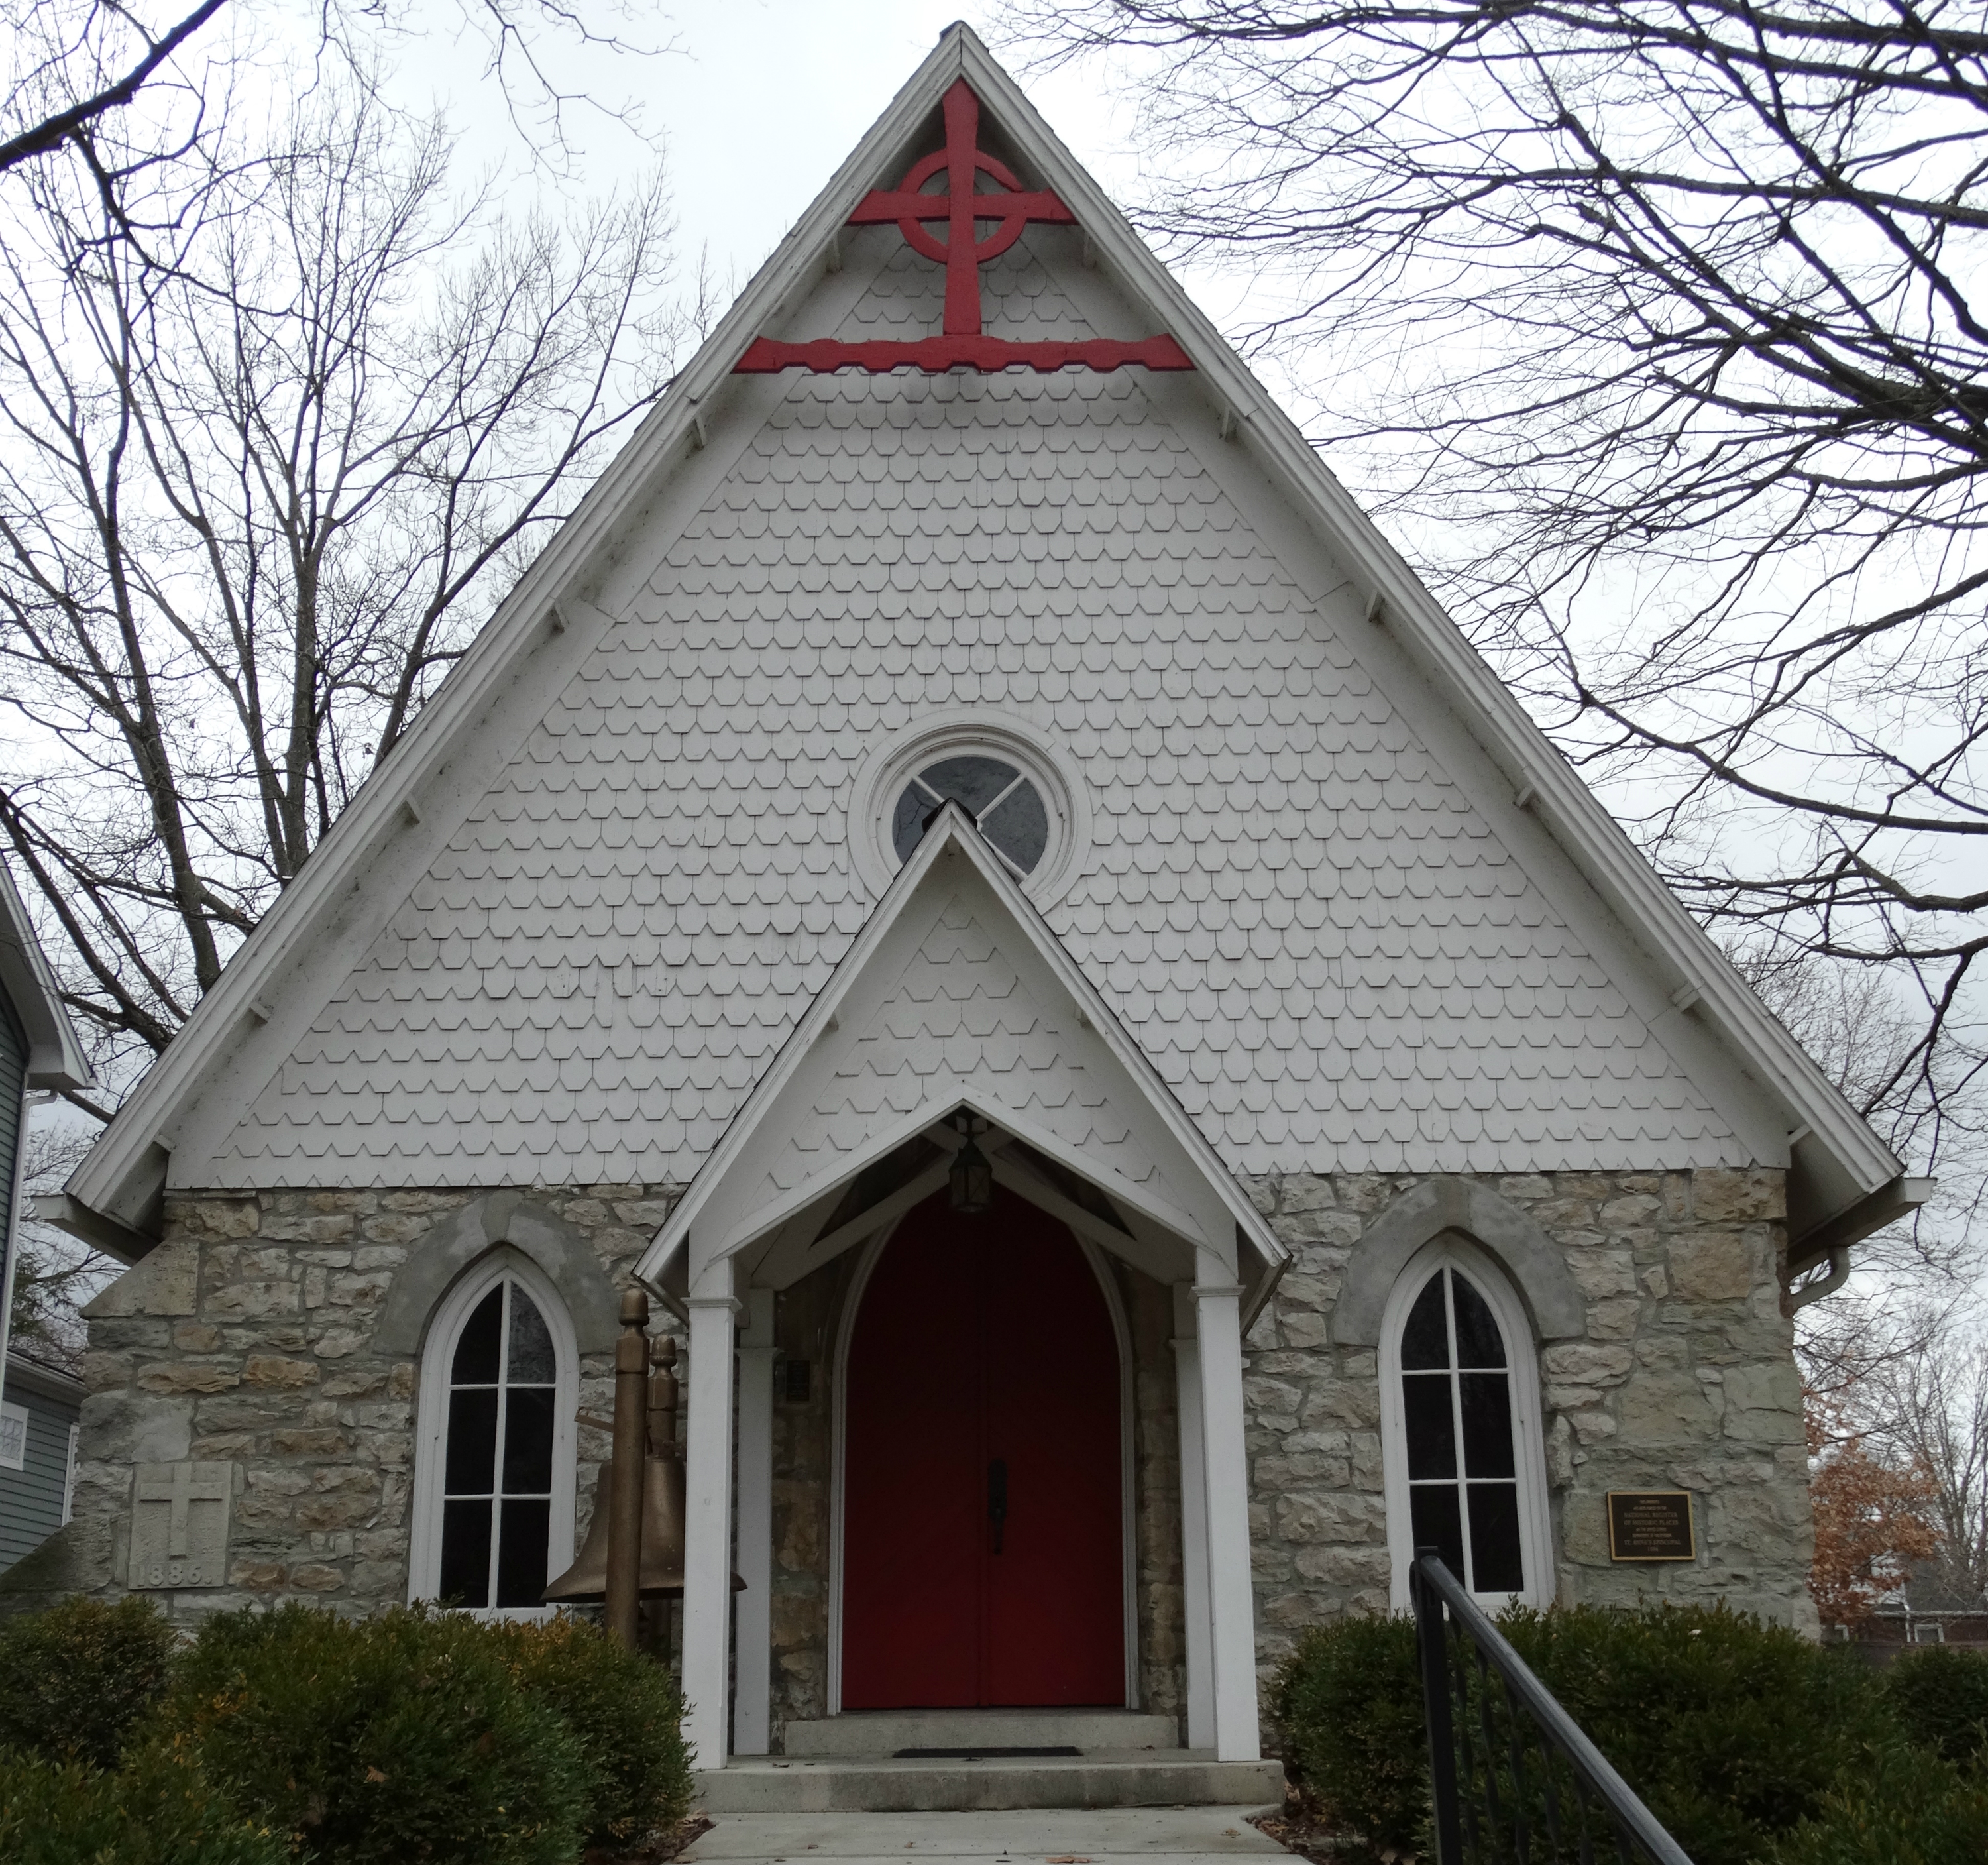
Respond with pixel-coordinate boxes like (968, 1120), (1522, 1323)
(635, 801), (1291, 1317)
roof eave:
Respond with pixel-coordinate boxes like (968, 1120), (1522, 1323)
(0, 861), (92, 1092)
(638, 802), (1290, 1294)
(948, 32), (1905, 1228)
(60, 21), (1904, 1247)
(60, 32), (991, 1242)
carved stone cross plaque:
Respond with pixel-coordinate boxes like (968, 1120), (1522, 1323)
(129, 1460), (235, 1589)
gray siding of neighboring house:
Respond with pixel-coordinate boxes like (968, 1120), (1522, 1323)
(0, 985), (23, 1330)
(1, 1365), (79, 1570)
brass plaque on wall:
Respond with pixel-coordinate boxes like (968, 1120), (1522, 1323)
(1606, 1491), (1696, 1562)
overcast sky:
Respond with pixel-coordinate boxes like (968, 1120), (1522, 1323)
(388, 5), (1148, 296)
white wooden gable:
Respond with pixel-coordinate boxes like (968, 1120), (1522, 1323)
(60, 25), (1904, 1259)
(190, 243), (1738, 1190)
(644, 803), (1284, 1302)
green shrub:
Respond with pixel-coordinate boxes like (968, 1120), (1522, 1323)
(1498, 1601), (1892, 1863)
(0, 1742), (286, 1865)
(490, 1614), (694, 1848)
(1270, 1614), (1426, 1856)
(1880, 1644), (1988, 1774)
(1763, 1738), (1988, 1865)
(1271, 1602), (1906, 1865)
(166, 1603), (590, 1865)
(0, 1594), (176, 1767)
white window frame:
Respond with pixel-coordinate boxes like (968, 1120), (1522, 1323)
(0, 1400), (27, 1471)
(846, 710), (1088, 908)
(1380, 1235), (1554, 1612)
(408, 1248), (579, 1622)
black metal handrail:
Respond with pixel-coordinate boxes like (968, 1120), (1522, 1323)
(1411, 1549), (1694, 1865)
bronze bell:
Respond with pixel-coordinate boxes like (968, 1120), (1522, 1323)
(544, 1455), (688, 1601)
(543, 1334), (744, 1604)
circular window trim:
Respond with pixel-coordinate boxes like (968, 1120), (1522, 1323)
(848, 711), (1089, 909)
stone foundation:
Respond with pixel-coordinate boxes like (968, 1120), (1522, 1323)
(1241, 1166), (1813, 1683)
(7, 1185), (679, 1624)
(11, 1167), (1814, 1747)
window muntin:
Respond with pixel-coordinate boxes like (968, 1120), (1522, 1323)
(891, 754), (1048, 876)
(1382, 1238), (1550, 1610)
(438, 1278), (559, 1609)
(0, 1401), (25, 1471)
(1400, 1265), (1525, 1594)
(411, 1251), (576, 1620)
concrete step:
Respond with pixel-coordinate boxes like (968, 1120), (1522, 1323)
(692, 1751), (1286, 1815)
(783, 1709), (1179, 1757)
(680, 1807), (1288, 1858)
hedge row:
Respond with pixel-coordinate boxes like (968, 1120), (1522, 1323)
(1271, 1602), (1988, 1865)
(0, 1596), (693, 1864)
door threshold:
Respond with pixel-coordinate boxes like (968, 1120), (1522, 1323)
(893, 1745), (1082, 1759)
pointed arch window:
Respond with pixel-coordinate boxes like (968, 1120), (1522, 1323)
(410, 1252), (578, 1618)
(1381, 1238), (1551, 1610)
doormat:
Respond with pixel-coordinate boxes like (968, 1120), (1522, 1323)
(893, 1746), (1083, 1759)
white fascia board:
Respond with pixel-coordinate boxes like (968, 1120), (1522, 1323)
(64, 21), (1897, 1238)
(62, 34), (990, 1233)
(637, 801), (1288, 1292)
(0, 860), (91, 1091)
(706, 1076), (1206, 1271)
(949, 30), (1902, 1214)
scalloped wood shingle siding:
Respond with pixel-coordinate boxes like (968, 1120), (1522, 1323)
(204, 241), (1742, 1188)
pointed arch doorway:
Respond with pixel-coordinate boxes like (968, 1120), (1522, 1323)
(838, 1186), (1128, 1709)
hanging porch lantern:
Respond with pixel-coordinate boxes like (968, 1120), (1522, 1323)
(949, 1113), (994, 1215)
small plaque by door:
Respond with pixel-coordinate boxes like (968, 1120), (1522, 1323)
(129, 1460), (236, 1589)
(1606, 1490), (1696, 1562)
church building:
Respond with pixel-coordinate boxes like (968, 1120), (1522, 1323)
(17, 25), (1924, 1803)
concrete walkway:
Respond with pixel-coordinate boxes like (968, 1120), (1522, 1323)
(678, 1806), (1292, 1865)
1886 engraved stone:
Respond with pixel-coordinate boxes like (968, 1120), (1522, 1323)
(129, 1461), (235, 1589)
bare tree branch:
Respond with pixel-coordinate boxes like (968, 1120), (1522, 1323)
(0, 0), (223, 176)
(1009, 0), (1988, 1202)
(0, 62), (682, 1088)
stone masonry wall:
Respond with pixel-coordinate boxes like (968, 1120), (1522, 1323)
(16, 1166), (1812, 1745)
(1241, 1166), (1812, 1681)
(10, 1185), (680, 1624)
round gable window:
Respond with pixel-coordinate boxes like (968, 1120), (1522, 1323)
(891, 754), (1049, 876)
(849, 714), (1086, 906)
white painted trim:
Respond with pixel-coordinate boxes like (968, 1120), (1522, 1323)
(734, 1288), (777, 1755)
(683, 1292), (740, 1768)
(406, 1247), (579, 1622)
(845, 708), (1092, 909)
(1378, 1237), (1555, 1613)
(825, 1212), (1140, 1714)
(0, 857), (92, 1090)
(1072, 1233), (1140, 1711)
(826, 1223), (896, 1717)
(1171, 1329), (1215, 1750)
(1193, 1277), (1262, 1762)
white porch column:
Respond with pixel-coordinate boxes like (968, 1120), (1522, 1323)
(1195, 1274), (1262, 1762)
(1171, 1286), (1215, 1751)
(732, 1288), (777, 1756)
(683, 1288), (740, 1770)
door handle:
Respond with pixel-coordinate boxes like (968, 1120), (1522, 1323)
(988, 1457), (1007, 1554)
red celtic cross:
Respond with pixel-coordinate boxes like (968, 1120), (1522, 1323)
(848, 80), (1076, 338)
(734, 79), (1193, 376)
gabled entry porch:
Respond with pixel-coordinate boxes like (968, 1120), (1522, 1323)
(636, 808), (1290, 1783)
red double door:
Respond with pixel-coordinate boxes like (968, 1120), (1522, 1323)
(842, 1188), (1125, 1708)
